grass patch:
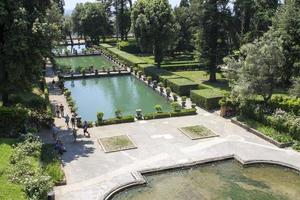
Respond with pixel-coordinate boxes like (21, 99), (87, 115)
(174, 70), (230, 92)
(0, 138), (26, 200)
(98, 135), (136, 153)
(237, 116), (294, 144)
(179, 125), (218, 140)
(41, 144), (64, 185)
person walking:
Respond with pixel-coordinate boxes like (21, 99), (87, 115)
(55, 105), (60, 118)
(60, 104), (64, 117)
(52, 123), (59, 140)
(83, 121), (90, 137)
(65, 114), (70, 128)
(72, 128), (77, 142)
(71, 115), (76, 129)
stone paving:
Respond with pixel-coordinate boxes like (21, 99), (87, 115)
(44, 64), (300, 200)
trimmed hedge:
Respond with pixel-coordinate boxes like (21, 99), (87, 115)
(96, 115), (135, 126)
(106, 47), (146, 67)
(170, 108), (197, 117)
(161, 63), (205, 71)
(166, 78), (198, 96)
(144, 112), (171, 120)
(99, 43), (113, 49)
(0, 107), (28, 137)
(270, 96), (300, 115)
(190, 89), (224, 110)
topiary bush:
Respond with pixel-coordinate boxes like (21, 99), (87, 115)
(171, 102), (182, 112)
(190, 89), (224, 110)
(97, 112), (104, 123)
(154, 105), (162, 113)
(166, 78), (198, 96)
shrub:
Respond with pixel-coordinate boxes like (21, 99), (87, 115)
(269, 96), (300, 115)
(154, 105), (162, 113)
(173, 93), (178, 101)
(181, 96), (187, 102)
(170, 108), (197, 117)
(96, 115), (135, 126)
(166, 78), (198, 96)
(144, 112), (171, 120)
(97, 112), (104, 123)
(64, 90), (71, 97)
(115, 109), (122, 119)
(0, 107), (28, 137)
(166, 87), (171, 96)
(171, 102), (182, 112)
(106, 47), (146, 67)
(190, 89), (224, 110)
(117, 41), (140, 54)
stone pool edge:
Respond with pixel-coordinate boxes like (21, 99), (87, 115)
(103, 154), (300, 200)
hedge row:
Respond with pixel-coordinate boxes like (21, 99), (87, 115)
(161, 63), (205, 71)
(0, 107), (28, 137)
(269, 96), (300, 115)
(144, 108), (197, 120)
(143, 66), (180, 83)
(106, 47), (147, 67)
(96, 115), (135, 126)
(190, 89), (224, 110)
(167, 78), (198, 96)
(99, 43), (113, 49)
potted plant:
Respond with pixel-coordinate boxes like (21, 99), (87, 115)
(173, 93), (178, 101)
(166, 87), (171, 97)
(181, 96), (187, 108)
(107, 68), (110, 74)
(133, 67), (138, 75)
(115, 109), (122, 119)
(153, 80), (158, 89)
(147, 76), (152, 85)
(81, 68), (86, 77)
(158, 82), (164, 93)
(138, 71), (143, 79)
(97, 112), (104, 124)
(171, 102), (181, 112)
(95, 69), (98, 76)
(155, 104), (162, 113)
(191, 103), (197, 109)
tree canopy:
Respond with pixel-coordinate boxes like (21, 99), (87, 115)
(0, 0), (63, 106)
(131, 0), (178, 67)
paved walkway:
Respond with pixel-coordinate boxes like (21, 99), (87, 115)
(44, 64), (300, 200)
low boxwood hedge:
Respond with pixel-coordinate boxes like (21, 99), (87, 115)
(166, 78), (198, 96)
(170, 108), (197, 117)
(106, 48), (146, 67)
(161, 63), (205, 71)
(190, 89), (224, 110)
(96, 115), (135, 126)
(99, 43), (113, 49)
(144, 112), (171, 120)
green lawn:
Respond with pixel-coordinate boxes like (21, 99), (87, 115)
(55, 55), (114, 71)
(41, 144), (65, 185)
(174, 70), (230, 93)
(0, 139), (26, 200)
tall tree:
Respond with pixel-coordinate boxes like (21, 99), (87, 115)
(233, 0), (279, 44)
(192, 0), (232, 82)
(174, 0), (194, 52)
(271, 0), (300, 85)
(131, 0), (178, 68)
(72, 2), (113, 44)
(0, 0), (62, 106)
(224, 31), (284, 104)
(62, 16), (74, 45)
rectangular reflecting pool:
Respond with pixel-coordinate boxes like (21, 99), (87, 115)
(65, 76), (172, 121)
(56, 55), (114, 70)
(112, 159), (300, 200)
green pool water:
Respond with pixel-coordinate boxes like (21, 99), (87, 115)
(112, 160), (300, 200)
(55, 55), (114, 70)
(64, 76), (172, 121)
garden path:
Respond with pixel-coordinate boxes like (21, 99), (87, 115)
(44, 64), (300, 200)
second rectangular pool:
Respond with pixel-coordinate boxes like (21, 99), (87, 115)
(65, 76), (172, 121)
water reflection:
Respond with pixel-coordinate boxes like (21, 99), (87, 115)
(64, 76), (172, 121)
